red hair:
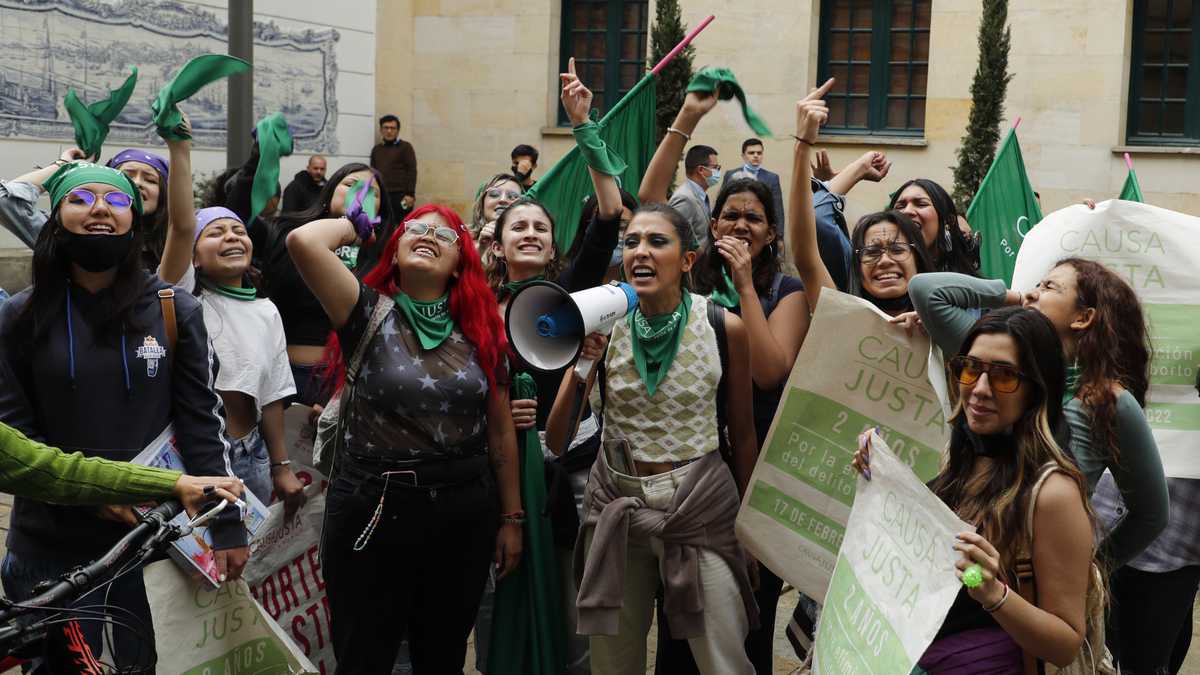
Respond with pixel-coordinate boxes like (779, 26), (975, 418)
(321, 204), (508, 391)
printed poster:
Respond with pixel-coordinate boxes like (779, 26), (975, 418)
(1011, 200), (1200, 477)
(812, 434), (970, 674)
(735, 288), (949, 601)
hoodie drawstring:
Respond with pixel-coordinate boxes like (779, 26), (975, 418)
(65, 289), (133, 396)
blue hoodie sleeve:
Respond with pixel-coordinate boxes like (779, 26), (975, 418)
(811, 180), (852, 292)
(169, 294), (246, 550)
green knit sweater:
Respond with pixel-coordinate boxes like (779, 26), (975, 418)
(0, 422), (180, 505)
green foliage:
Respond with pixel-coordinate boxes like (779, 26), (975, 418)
(952, 0), (1013, 212)
(649, 0), (694, 143)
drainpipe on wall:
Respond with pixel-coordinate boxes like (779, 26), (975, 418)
(227, 1), (254, 168)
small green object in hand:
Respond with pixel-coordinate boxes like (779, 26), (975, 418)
(962, 563), (984, 588)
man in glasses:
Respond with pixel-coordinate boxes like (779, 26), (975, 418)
(370, 114), (418, 221)
(669, 144), (721, 249)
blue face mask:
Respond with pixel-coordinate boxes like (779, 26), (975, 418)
(705, 166), (722, 188)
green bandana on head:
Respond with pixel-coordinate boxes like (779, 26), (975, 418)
(709, 268), (740, 309)
(250, 112), (295, 224)
(393, 292), (454, 350)
(501, 274), (547, 299)
(65, 68), (138, 160)
(628, 292), (691, 397)
(44, 162), (143, 216)
(152, 55), (250, 141)
(687, 68), (772, 136)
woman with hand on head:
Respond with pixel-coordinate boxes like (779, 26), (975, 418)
(286, 203), (521, 673)
(855, 307), (1096, 672)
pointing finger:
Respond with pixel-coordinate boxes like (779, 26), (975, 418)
(568, 56), (577, 78)
(806, 77), (835, 101)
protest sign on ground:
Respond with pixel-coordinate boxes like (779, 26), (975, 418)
(1012, 200), (1200, 477)
(736, 288), (949, 601)
(812, 433), (970, 674)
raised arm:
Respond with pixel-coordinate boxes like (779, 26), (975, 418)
(827, 151), (892, 198)
(561, 58), (621, 221)
(907, 272), (1018, 356)
(544, 333), (605, 455)
(159, 120), (197, 284)
(286, 218), (363, 329)
(637, 92), (717, 205)
(788, 79), (837, 311)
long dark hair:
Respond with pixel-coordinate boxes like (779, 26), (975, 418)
(927, 306), (1087, 572)
(1057, 257), (1151, 466)
(275, 162), (389, 228)
(848, 210), (937, 304)
(14, 207), (149, 349)
(693, 178), (781, 299)
(893, 178), (979, 275)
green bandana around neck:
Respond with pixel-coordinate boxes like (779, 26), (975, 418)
(65, 67), (138, 160)
(44, 162), (143, 215)
(628, 292), (692, 397)
(709, 268), (740, 309)
(250, 112), (295, 224)
(687, 68), (772, 136)
(152, 55), (250, 141)
(393, 292), (454, 350)
(200, 276), (257, 301)
(501, 274), (547, 299)
(1063, 362), (1082, 406)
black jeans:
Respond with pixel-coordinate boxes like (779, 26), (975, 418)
(1107, 564), (1200, 675)
(322, 456), (499, 674)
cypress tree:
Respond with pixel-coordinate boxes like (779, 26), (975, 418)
(952, 0), (1013, 212)
(649, 0), (694, 142)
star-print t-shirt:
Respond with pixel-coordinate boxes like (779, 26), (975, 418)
(337, 284), (491, 462)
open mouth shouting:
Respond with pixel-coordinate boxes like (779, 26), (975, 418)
(84, 221), (117, 234)
(630, 263), (656, 283)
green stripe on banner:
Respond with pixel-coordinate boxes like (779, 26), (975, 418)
(763, 390), (941, 508)
(181, 638), (290, 675)
(747, 482), (845, 555)
(816, 555), (910, 671)
(1144, 403), (1200, 431)
(1145, 304), (1200, 386)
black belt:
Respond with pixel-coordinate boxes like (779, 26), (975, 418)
(340, 452), (490, 490)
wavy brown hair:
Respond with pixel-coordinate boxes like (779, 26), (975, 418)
(1056, 257), (1151, 467)
(485, 196), (564, 294)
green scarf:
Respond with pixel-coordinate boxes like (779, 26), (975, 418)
(200, 277), (257, 301)
(1063, 362), (1082, 406)
(65, 68), (138, 160)
(393, 292), (453, 350)
(687, 68), (772, 136)
(709, 268), (740, 309)
(502, 274), (547, 299)
(152, 55), (250, 141)
(572, 120), (627, 177)
(43, 162), (143, 215)
(628, 292), (691, 397)
(250, 112), (295, 224)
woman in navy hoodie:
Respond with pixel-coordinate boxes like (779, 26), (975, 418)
(0, 162), (248, 671)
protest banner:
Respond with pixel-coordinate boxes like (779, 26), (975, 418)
(1011, 200), (1200, 477)
(145, 559), (319, 674)
(282, 404), (329, 491)
(812, 433), (970, 674)
(736, 288), (950, 602)
(244, 487), (334, 674)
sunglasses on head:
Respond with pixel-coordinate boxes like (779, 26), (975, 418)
(404, 221), (460, 245)
(65, 189), (133, 212)
(949, 355), (1028, 394)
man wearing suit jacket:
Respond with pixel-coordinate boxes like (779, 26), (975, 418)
(668, 144), (721, 249)
(722, 138), (785, 231)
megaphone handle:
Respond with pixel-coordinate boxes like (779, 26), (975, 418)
(574, 357), (596, 382)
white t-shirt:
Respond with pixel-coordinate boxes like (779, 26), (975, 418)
(199, 290), (296, 411)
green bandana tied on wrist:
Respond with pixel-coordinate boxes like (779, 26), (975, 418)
(151, 54), (250, 141)
(250, 112), (295, 225)
(687, 67), (772, 136)
(1063, 362), (1082, 406)
(43, 162), (143, 216)
(709, 268), (740, 309)
(393, 292), (454, 350)
(572, 120), (627, 177)
(65, 68), (138, 160)
(628, 292), (691, 397)
(501, 274), (547, 299)
(199, 277), (257, 302)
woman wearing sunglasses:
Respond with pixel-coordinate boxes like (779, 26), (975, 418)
(286, 204), (521, 673)
(0, 162), (248, 669)
(856, 306), (1095, 672)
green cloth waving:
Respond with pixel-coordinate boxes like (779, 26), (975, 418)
(250, 112), (295, 224)
(64, 68), (138, 160)
(151, 54), (250, 141)
(709, 268), (740, 309)
(687, 67), (772, 136)
(392, 292), (453, 350)
(572, 119), (627, 177)
(629, 292), (692, 396)
(487, 373), (566, 675)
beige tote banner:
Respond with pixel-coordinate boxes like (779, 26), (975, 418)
(735, 288), (949, 602)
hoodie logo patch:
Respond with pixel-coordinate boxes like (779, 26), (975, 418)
(136, 336), (167, 378)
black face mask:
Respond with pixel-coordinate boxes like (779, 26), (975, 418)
(512, 165), (532, 182)
(56, 229), (135, 273)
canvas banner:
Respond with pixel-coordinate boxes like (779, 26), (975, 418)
(735, 288), (949, 601)
(282, 404), (330, 491)
(1011, 199), (1200, 477)
(811, 433), (970, 673)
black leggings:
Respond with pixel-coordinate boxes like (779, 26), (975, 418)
(1106, 564), (1200, 675)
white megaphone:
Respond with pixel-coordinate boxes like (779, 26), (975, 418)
(506, 280), (638, 379)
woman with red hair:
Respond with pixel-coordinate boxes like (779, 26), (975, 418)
(287, 204), (523, 673)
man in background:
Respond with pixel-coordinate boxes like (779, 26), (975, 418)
(281, 154), (326, 213)
(722, 138), (785, 231)
(669, 144), (720, 249)
(370, 114), (417, 219)
(510, 144), (539, 189)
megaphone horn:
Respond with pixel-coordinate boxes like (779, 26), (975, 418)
(505, 280), (638, 376)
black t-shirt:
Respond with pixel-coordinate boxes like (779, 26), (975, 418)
(261, 217), (334, 347)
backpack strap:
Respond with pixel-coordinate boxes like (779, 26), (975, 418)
(347, 295), (394, 385)
(706, 298), (730, 456)
(1016, 462), (1060, 585)
(158, 288), (177, 362)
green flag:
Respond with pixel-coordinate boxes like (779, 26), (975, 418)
(965, 128), (1043, 285)
(526, 73), (657, 253)
(1119, 168), (1144, 202)
(64, 67), (138, 160)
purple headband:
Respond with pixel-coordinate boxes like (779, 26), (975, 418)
(106, 149), (169, 181)
(194, 206), (243, 242)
